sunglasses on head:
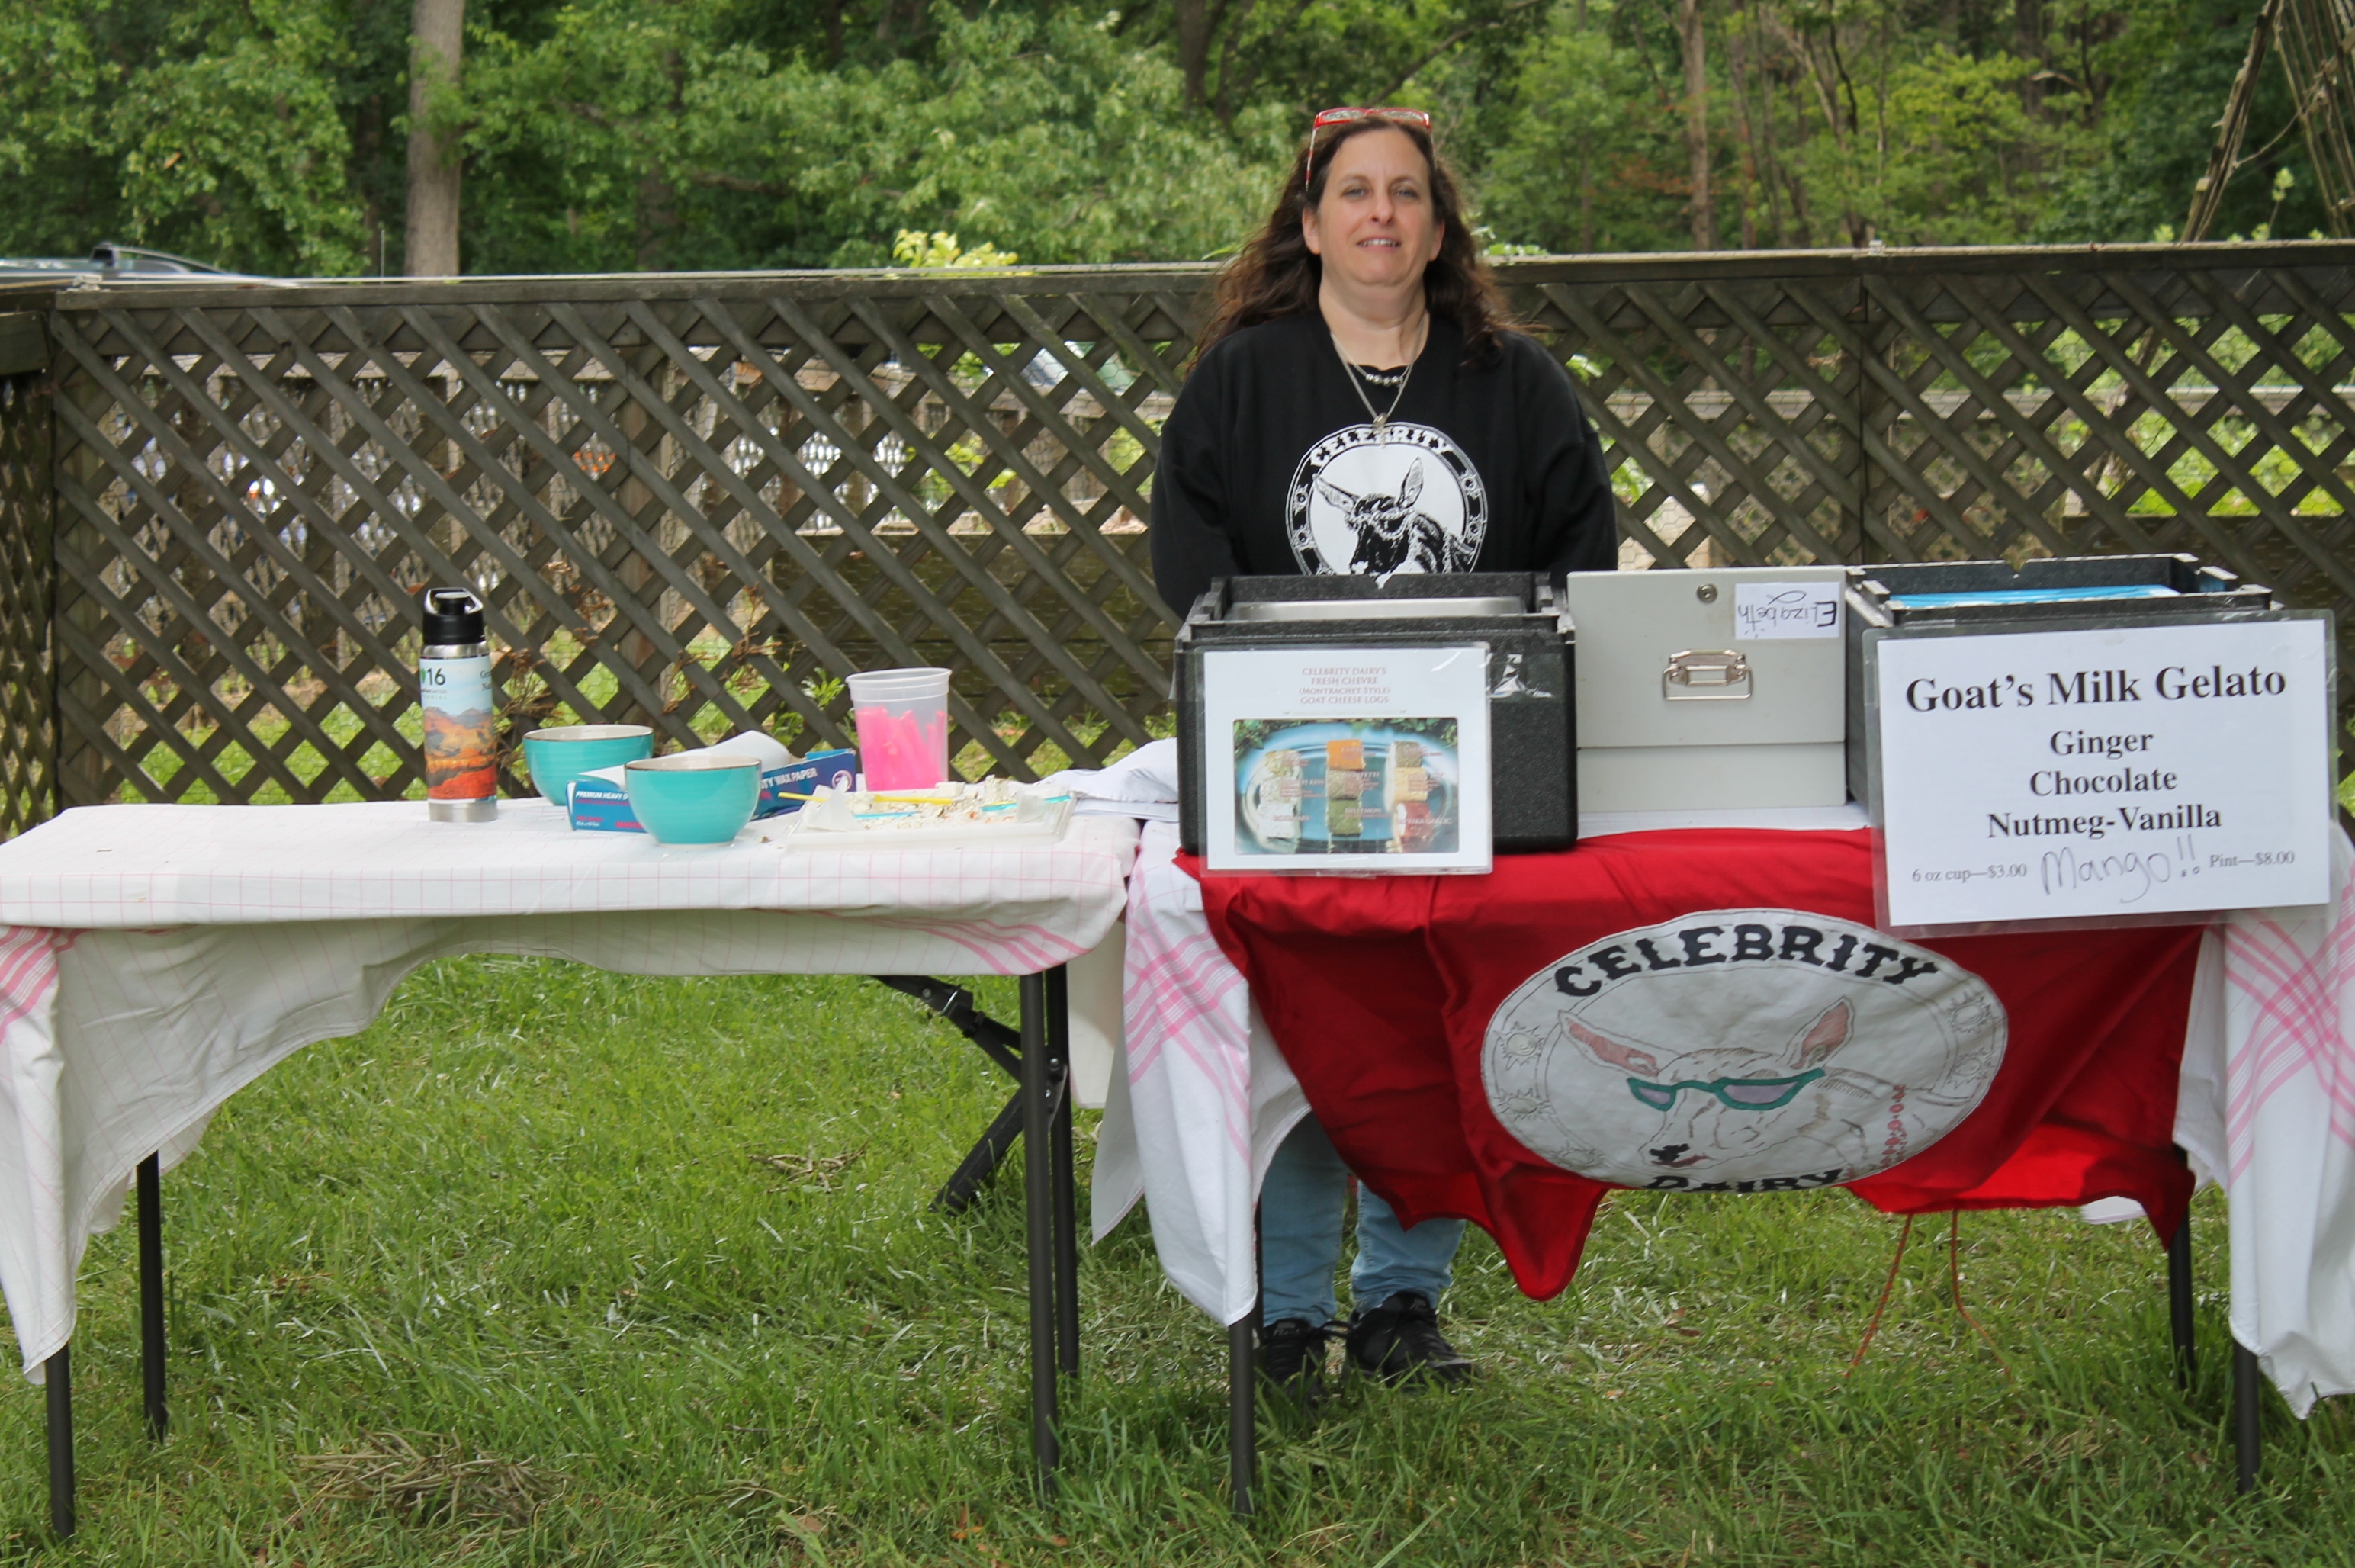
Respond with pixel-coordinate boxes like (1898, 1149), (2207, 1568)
(1305, 107), (1435, 181)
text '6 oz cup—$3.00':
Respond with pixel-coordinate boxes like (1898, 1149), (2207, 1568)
(847, 667), (952, 791)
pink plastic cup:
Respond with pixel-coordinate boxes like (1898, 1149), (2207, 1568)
(847, 667), (952, 790)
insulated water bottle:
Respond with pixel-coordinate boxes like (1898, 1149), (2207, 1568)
(420, 587), (499, 822)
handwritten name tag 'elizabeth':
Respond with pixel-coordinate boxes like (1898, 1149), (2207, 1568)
(1734, 581), (1843, 641)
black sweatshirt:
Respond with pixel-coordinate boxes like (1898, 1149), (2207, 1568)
(1149, 312), (1619, 616)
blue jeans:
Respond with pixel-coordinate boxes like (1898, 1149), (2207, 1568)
(1258, 1113), (1467, 1326)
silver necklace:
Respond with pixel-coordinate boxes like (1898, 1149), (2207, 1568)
(1329, 314), (1428, 438)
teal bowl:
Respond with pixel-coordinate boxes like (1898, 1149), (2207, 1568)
(623, 753), (762, 844)
(523, 725), (655, 806)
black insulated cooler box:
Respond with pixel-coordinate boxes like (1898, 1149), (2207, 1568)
(1175, 572), (1578, 856)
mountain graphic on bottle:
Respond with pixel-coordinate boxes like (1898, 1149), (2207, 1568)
(423, 704), (499, 798)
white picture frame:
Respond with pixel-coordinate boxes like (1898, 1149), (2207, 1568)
(1201, 644), (1492, 875)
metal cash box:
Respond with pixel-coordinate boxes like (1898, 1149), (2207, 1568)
(1558, 566), (1853, 812)
(1841, 553), (2276, 805)
(1175, 573), (1577, 854)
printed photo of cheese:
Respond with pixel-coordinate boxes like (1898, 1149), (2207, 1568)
(1229, 717), (1462, 860)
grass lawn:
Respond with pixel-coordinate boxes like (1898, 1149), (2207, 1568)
(0, 959), (2348, 1566)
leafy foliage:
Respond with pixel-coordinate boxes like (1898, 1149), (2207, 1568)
(1, 0), (383, 273)
(0, 0), (2324, 272)
(2039, 0), (2328, 243)
(892, 229), (1021, 267)
(455, 2), (1287, 269)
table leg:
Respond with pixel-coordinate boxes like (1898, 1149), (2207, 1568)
(1046, 966), (1079, 1383)
(1019, 972), (1059, 1496)
(140, 1152), (167, 1441)
(1228, 1316), (1255, 1516)
(45, 1345), (72, 1538)
(875, 977), (1032, 1213)
(874, 976), (1023, 1080)
(2234, 1341), (2262, 1494)
(2167, 1213), (2194, 1390)
(930, 1091), (1026, 1215)
(1229, 1207), (1259, 1518)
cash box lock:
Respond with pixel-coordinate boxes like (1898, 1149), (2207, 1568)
(1663, 649), (1752, 700)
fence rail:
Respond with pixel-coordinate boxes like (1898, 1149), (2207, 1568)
(2, 242), (2351, 827)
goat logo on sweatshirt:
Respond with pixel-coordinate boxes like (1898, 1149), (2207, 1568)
(1287, 423), (1487, 581)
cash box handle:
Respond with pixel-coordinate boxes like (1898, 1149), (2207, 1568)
(1663, 648), (1753, 700)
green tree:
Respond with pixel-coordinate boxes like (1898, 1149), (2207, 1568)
(114, 0), (370, 272)
(0, 0), (2322, 273)
(455, 3), (1288, 271)
(1, 0), (406, 273)
(0, 0), (139, 255)
(1479, 5), (1693, 253)
(1797, 47), (2088, 246)
(1479, 0), (2119, 253)
(2037, 0), (2324, 242)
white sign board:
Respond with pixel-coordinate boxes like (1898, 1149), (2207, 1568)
(1202, 644), (1492, 875)
(1871, 616), (2334, 932)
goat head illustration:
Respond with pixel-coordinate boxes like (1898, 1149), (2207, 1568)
(1562, 999), (1880, 1174)
(1316, 460), (1465, 577)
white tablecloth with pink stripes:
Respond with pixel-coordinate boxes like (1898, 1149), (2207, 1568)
(0, 798), (1137, 1378)
(1100, 816), (2355, 1418)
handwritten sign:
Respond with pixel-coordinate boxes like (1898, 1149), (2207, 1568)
(1735, 580), (1843, 641)
(1870, 616), (2334, 932)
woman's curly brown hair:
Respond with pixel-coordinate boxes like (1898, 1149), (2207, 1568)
(1193, 117), (1518, 369)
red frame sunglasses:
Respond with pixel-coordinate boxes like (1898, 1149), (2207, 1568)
(1304, 107), (1435, 181)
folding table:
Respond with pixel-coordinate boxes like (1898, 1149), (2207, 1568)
(1102, 810), (2355, 1510)
(0, 798), (1139, 1535)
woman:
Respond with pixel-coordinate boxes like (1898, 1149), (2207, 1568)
(1150, 109), (1618, 1395)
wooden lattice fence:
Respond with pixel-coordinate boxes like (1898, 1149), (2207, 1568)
(0, 244), (2350, 821)
(0, 339), (56, 840)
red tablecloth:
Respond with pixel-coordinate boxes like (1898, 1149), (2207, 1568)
(1187, 825), (2203, 1299)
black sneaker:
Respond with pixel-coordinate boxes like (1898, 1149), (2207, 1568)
(1257, 1316), (1332, 1403)
(1344, 1291), (1473, 1388)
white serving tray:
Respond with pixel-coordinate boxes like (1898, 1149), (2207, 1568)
(774, 783), (1073, 850)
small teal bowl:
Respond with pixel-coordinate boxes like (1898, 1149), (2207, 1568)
(623, 753), (762, 844)
(523, 725), (655, 806)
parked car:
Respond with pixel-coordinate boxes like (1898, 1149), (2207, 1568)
(0, 243), (250, 282)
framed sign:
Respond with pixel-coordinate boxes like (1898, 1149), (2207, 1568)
(1201, 644), (1492, 875)
(1865, 612), (2335, 935)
